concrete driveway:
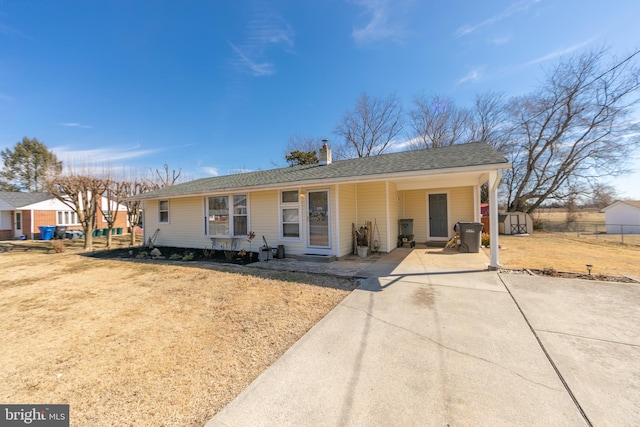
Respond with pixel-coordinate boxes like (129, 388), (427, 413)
(207, 247), (639, 426)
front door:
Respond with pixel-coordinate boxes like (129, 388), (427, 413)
(14, 212), (23, 238)
(307, 190), (331, 251)
(429, 193), (448, 239)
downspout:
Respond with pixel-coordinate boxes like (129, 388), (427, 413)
(489, 170), (502, 270)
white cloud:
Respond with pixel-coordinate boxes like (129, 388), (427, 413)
(229, 43), (275, 77)
(199, 167), (220, 177)
(350, 0), (411, 45)
(490, 35), (512, 45)
(60, 122), (92, 129)
(52, 144), (159, 164)
(229, 10), (294, 76)
(457, 68), (483, 84)
(522, 37), (598, 66)
(455, 0), (541, 38)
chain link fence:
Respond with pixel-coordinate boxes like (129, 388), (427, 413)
(538, 221), (640, 245)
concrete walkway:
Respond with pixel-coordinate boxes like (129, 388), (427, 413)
(207, 247), (639, 426)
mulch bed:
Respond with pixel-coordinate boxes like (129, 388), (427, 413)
(87, 246), (260, 266)
(500, 267), (639, 283)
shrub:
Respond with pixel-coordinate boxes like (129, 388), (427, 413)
(481, 232), (490, 247)
(51, 240), (65, 253)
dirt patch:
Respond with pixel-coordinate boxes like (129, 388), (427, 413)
(0, 249), (356, 426)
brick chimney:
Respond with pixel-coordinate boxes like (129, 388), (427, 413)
(319, 140), (332, 165)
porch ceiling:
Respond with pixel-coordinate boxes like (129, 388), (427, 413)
(392, 170), (489, 191)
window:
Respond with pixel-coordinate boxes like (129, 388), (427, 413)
(159, 200), (169, 223)
(207, 194), (248, 236)
(280, 190), (300, 239)
(56, 211), (79, 225)
(233, 195), (248, 236)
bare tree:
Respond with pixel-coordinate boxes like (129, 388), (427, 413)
(334, 92), (404, 158)
(284, 134), (323, 166)
(502, 48), (640, 213)
(99, 171), (126, 249)
(119, 175), (158, 246)
(153, 164), (182, 187)
(45, 166), (108, 250)
(408, 94), (471, 149)
(469, 92), (512, 152)
(587, 181), (618, 209)
(285, 134), (323, 156)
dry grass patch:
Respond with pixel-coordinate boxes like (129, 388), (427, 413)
(0, 250), (355, 426)
(533, 207), (605, 224)
(487, 232), (640, 278)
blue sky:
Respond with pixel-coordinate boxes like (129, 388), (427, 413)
(1, 0), (639, 198)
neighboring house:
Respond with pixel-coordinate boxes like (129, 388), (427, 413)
(601, 200), (640, 234)
(0, 192), (129, 240)
(135, 142), (510, 268)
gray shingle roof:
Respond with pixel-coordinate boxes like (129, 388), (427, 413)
(137, 142), (509, 200)
(0, 192), (54, 208)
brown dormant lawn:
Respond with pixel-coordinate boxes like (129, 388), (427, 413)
(487, 232), (640, 278)
(3, 231), (639, 426)
(0, 242), (355, 426)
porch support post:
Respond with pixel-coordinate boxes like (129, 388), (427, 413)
(488, 170), (502, 270)
(473, 185), (480, 221)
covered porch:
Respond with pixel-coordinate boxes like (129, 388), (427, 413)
(340, 167), (503, 269)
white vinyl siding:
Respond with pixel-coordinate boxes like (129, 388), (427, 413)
(401, 186), (474, 243)
(356, 182), (388, 246)
(337, 183), (356, 257)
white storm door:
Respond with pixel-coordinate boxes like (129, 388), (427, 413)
(307, 190), (331, 249)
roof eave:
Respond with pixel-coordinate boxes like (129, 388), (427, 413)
(134, 161), (511, 201)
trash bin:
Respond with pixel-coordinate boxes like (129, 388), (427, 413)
(399, 219), (413, 236)
(38, 226), (55, 240)
(54, 226), (67, 239)
(116, 227), (123, 235)
(93, 229), (102, 237)
(458, 222), (483, 253)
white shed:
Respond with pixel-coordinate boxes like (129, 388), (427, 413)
(498, 212), (533, 235)
(601, 200), (640, 234)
